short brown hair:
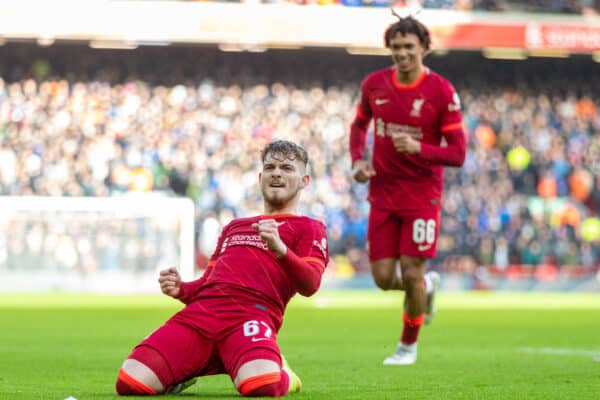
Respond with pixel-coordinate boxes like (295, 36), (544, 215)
(261, 140), (308, 168)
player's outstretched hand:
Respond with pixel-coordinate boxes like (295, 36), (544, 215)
(252, 219), (287, 258)
(352, 160), (375, 183)
(159, 267), (182, 298)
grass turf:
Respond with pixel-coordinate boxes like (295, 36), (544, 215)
(1, 291), (599, 399)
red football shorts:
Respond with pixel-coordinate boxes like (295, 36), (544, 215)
(367, 205), (441, 260)
(128, 298), (282, 387)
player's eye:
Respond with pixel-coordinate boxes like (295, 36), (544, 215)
(390, 44), (414, 51)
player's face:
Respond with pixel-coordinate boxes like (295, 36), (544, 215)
(389, 32), (426, 73)
(260, 152), (308, 208)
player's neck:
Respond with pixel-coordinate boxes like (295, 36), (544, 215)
(395, 65), (424, 86)
(263, 201), (298, 216)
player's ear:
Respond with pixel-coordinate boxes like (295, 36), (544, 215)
(300, 174), (310, 189)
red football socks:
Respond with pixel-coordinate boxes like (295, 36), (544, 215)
(400, 313), (425, 345)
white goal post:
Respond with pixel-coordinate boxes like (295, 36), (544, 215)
(0, 195), (195, 293)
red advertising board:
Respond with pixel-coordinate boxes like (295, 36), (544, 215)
(430, 21), (600, 52)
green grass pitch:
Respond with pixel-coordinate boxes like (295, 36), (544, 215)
(1, 291), (599, 399)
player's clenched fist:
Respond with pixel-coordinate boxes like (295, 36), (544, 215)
(158, 267), (181, 298)
(352, 160), (376, 183)
(391, 132), (421, 154)
(252, 219), (287, 258)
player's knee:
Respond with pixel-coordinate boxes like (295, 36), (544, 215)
(115, 349), (170, 396)
(401, 268), (423, 289)
(373, 274), (394, 290)
(371, 268), (395, 290)
(370, 260), (397, 290)
(115, 375), (142, 396)
(115, 367), (158, 396)
(237, 372), (286, 397)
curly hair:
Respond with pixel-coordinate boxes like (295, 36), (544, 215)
(261, 140), (308, 168)
(384, 13), (431, 51)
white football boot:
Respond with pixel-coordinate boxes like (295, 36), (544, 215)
(166, 377), (197, 394)
(383, 343), (417, 366)
(424, 271), (441, 325)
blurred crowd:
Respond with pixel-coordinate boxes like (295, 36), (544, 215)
(178, 0), (600, 14)
(392, 0), (600, 13)
(0, 44), (598, 280)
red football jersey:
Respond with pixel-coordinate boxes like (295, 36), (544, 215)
(185, 214), (328, 327)
(351, 67), (464, 211)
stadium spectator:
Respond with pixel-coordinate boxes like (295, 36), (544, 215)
(349, 14), (466, 365)
(115, 140), (328, 396)
(0, 43), (598, 288)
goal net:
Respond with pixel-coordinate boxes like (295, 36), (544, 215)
(0, 195), (195, 293)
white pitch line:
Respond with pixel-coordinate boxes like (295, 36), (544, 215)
(518, 347), (600, 357)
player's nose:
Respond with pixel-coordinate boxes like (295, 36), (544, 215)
(270, 167), (282, 177)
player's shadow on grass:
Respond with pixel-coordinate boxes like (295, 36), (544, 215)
(168, 394), (239, 398)
(96, 393), (239, 399)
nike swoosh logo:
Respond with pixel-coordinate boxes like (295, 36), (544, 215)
(418, 244), (432, 252)
(375, 98), (389, 105)
(251, 337), (270, 342)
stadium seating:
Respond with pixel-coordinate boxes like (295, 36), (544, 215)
(0, 41), (598, 288)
